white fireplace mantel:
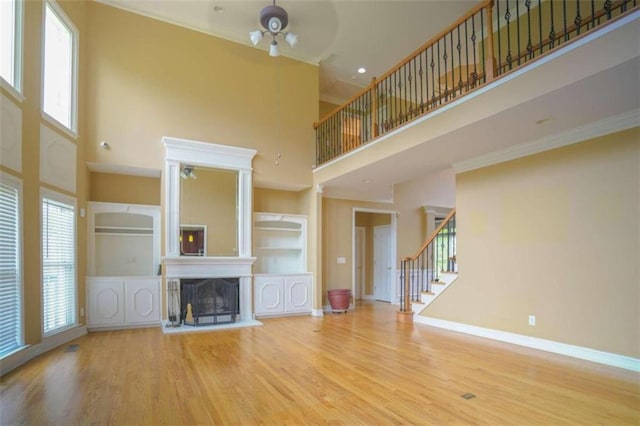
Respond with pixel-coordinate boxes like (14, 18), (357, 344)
(163, 256), (256, 279)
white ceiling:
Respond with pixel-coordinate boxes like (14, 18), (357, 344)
(95, 0), (480, 104)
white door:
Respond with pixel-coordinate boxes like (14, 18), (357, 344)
(373, 225), (392, 302)
(355, 227), (366, 300)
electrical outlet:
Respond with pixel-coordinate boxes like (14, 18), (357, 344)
(528, 315), (536, 326)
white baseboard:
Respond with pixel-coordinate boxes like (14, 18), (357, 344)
(1, 325), (88, 376)
(311, 309), (324, 317)
(416, 316), (640, 372)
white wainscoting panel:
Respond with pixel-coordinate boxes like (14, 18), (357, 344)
(0, 93), (22, 172)
(40, 124), (76, 193)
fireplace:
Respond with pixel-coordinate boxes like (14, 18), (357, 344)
(180, 278), (239, 325)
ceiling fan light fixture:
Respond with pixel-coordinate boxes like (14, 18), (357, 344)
(269, 40), (279, 57)
(285, 32), (298, 48)
(249, 30), (263, 45)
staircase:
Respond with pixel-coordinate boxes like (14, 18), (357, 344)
(409, 271), (458, 315)
(398, 209), (457, 322)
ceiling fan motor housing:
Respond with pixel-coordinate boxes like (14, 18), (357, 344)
(260, 4), (288, 33)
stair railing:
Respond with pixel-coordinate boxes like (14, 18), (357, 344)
(400, 209), (456, 313)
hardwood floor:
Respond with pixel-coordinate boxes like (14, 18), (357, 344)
(1, 301), (639, 425)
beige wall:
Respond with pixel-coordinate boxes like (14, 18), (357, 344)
(0, 0), (89, 347)
(90, 172), (160, 205)
(319, 101), (339, 120)
(254, 187), (303, 214)
(85, 2), (318, 190)
(423, 129), (640, 358)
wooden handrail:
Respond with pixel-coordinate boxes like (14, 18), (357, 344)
(402, 208), (456, 262)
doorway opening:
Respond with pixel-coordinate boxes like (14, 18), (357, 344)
(352, 208), (397, 307)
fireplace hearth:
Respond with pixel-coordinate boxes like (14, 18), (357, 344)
(180, 278), (239, 325)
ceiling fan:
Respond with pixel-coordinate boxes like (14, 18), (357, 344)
(249, 0), (298, 57)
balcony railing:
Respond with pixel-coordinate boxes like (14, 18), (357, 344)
(314, 0), (638, 166)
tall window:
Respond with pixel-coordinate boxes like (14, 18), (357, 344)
(43, 0), (77, 131)
(0, 0), (23, 91)
(42, 191), (76, 335)
(0, 174), (22, 357)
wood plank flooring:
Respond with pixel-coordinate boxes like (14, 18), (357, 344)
(1, 301), (639, 425)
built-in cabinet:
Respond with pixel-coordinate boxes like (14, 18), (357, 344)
(87, 277), (161, 329)
(254, 274), (312, 316)
(253, 213), (312, 317)
(86, 202), (162, 330)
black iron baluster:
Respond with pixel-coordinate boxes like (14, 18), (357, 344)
(419, 50), (425, 113)
(436, 41), (441, 106)
(575, 0), (582, 35)
(442, 36), (449, 101)
(604, 0), (612, 20)
(496, 0), (502, 74)
(411, 53), (422, 117)
(430, 45), (436, 108)
(563, 0), (568, 41)
(538, 0), (543, 54)
(457, 24), (463, 95)
(549, 0), (556, 49)
(515, 0), (521, 66)
(525, 0), (533, 60)
(471, 12), (478, 86)
(449, 29), (455, 98)
(464, 19), (469, 91)
(589, 0), (595, 30)
(402, 64), (407, 123)
(505, 0), (513, 70)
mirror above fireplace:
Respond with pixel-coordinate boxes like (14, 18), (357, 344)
(162, 136), (256, 259)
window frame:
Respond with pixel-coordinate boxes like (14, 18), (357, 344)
(41, 0), (79, 137)
(40, 187), (77, 337)
(0, 0), (24, 99)
(0, 172), (24, 358)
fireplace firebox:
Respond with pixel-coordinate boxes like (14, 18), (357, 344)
(180, 278), (239, 325)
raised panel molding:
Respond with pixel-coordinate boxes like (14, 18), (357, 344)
(0, 93), (22, 172)
(96, 288), (119, 319)
(260, 282), (282, 309)
(132, 288), (154, 317)
(40, 124), (76, 193)
(287, 281), (309, 308)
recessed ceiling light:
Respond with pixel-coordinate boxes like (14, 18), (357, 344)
(357, 67), (366, 74)
(213, 5), (224, 13)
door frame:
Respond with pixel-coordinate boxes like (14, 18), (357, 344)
(351, 208), (398, 308)
(355, 226), (366, 300)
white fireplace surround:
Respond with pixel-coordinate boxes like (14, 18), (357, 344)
(162, 136), (257, 327)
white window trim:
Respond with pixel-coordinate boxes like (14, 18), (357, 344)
(40, 187), (77, 337)
(41, 0), (79, 137)
(0, 171), (24, 357)
(1, 0), (24, 99)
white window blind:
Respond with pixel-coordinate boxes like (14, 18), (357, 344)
(42, 195), (76, 335)
(0, 178), (22, 357)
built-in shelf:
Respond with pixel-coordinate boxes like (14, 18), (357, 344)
(253, 212), (311, 318)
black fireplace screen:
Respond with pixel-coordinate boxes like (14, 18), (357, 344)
(180, 278), (239, 326)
